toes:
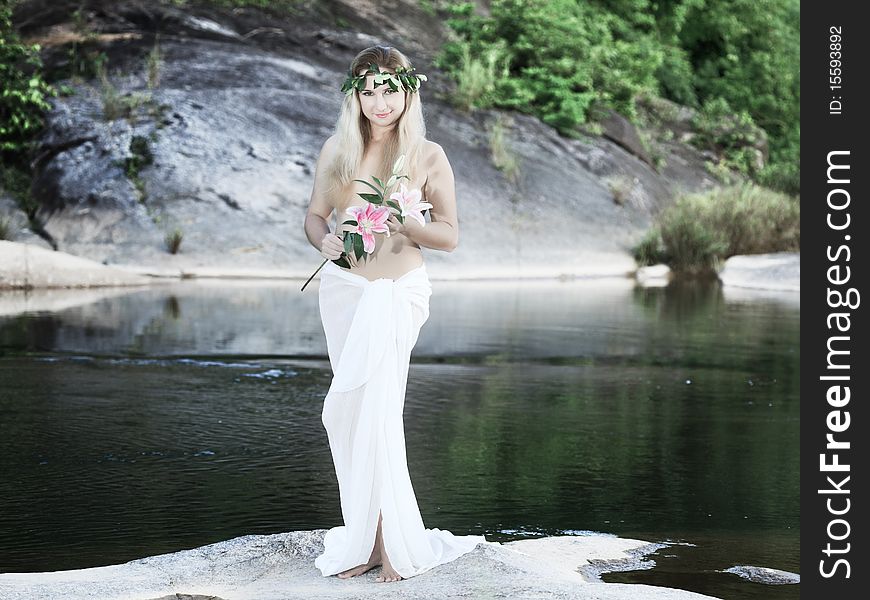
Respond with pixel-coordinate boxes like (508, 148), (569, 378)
(374, 571), (402, 583)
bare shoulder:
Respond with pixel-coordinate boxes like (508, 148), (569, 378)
(307, 134), (340, 219)
(322, 134), (339, 160)
(424, 139), (447, 164)
(422, 140), (451, 184)
(421, 140), (456, 215)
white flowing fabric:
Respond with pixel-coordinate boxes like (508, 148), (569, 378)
(314, 260), (485, 579)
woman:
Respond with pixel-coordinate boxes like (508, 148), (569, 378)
(303, 46), (485, 583)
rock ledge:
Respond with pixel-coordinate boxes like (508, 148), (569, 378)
(0, 530), (720, 600)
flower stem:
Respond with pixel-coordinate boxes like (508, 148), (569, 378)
(301, 257), (329, 292)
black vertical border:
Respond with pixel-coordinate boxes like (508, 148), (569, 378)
(802, 1), (868, 596)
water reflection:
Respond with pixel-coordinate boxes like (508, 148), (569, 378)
(0, 277), (798, 600)
(0, 277), (799, 364)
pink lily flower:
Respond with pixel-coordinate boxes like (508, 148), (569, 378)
(346, 203), (391, 253)
(389, 183), (433, 227)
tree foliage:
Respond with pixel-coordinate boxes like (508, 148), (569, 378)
(0, 0), (56, 156)
(437, 0), (799, 194)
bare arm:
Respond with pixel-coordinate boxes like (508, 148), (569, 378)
(303, 136), (336, 251)
(401, 143), (459, 252)
(303, 135), (359, 264)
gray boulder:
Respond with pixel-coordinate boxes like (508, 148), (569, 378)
(723, 565), (799, 585)
(718, 252), (800, 292)
(0, 530), (720, 600)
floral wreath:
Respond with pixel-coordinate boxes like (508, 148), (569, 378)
(341, 63), (428, 96)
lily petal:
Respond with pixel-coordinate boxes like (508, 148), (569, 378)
(361, 231), (376, 253)
(370, 206), (391, 225)
(407, 211), (426, 227)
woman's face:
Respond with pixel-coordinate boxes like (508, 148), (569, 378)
(357, 67), (406, 130)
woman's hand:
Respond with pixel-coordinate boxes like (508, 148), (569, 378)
(320, 231), (359, 267)
(386, 213), (422, 238)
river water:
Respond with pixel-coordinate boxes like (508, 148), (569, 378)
(0, 276), (799, 599)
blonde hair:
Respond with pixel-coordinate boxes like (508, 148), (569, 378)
(323, 45), (427, 212)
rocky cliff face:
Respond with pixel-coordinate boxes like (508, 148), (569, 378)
(4, 0), (724, 279)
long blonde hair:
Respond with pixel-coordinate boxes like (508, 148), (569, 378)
(323, 45), (427, 212)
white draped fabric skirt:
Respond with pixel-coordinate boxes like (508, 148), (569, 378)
(314, 260), (485, 579)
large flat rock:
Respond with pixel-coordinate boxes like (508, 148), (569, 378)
(718, 252), (799, 292)
(0, 241), (155, 289)
(0, 530), (719, 600)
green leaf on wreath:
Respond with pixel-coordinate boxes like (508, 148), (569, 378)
(359, 193), (382, 203)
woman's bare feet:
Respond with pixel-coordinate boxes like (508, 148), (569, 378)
(374, 551), (403, 583)
(336, 546), (381, 579)
(336, 511), (403, 582)
(373, 511), (403, 583)
(337, 533), (381, 580)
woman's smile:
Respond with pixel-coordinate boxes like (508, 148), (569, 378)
(375, 111), (392, 118)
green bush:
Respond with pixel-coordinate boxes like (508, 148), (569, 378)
(757, 159), (799, 198)
(435, 0), (661, 135)
(654, 45), (697, 108)
(757, 124), (800, 197)
(691, 97), (767, 177)
(488, 114), (519, 182)
(678, 0), (799, 195)
(437, 0), (799, 195)
(450, 41), (507, 112)
(1, 2), (57, 155)
(164, 227), (183, 254)
(633, 227), (668, 267)
(633, 183), (800, 274)
(0, 161), (33, 213)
